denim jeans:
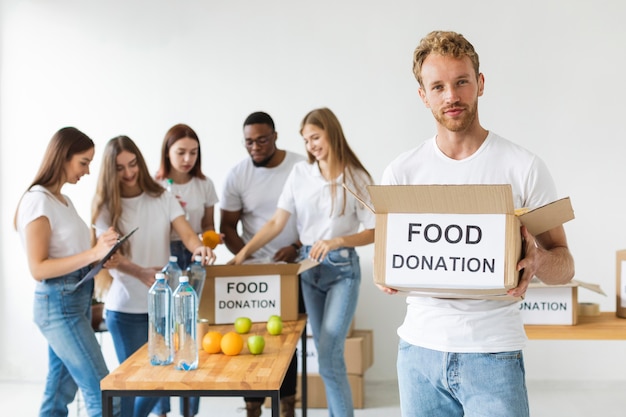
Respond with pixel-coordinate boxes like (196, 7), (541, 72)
(33, 267), (120, 417)
(151, 240), (199, 416)
(105, 311), (167, 417)
(299, 246), (361, 417)
(170, 240), (193, 271)
(397, 340), (530, 417)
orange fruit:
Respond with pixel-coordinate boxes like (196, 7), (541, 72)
(220, 331), (244, 356)
(202, 331), (223, 354)
(202, 230), (221, 249)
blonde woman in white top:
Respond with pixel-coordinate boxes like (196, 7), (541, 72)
(232, 108), (375, 417)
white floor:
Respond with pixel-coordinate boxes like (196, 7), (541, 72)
(3, 379), (626, 417)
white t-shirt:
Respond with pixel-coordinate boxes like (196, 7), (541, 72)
(221, 151), (305, 261)
(278, 161), (376, 244)
(94, 192), (184, 314)
(159, 176), (219, 240)
(16, 185), (90, 261)
(381, 132), (557, 353)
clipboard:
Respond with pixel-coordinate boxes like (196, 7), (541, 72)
(74, 227), (139, 290)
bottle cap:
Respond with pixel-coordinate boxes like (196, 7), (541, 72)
(194, 255), (202, 263)
(169, 255), (178, 262)
(155, 272), (165, 280)
(180, 275), (190, 283)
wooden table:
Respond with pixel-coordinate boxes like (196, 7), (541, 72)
(525, 312), (626, 340)
(101, 314), (308, 417)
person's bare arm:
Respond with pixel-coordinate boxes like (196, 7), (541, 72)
(220, 209), (246, 255)
(24, 217), (118, 281)
(229, 209), (291, 264)
(508, 225), (574, 297)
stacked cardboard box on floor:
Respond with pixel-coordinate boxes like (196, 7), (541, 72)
(265, 326), (374, 409)
(295, 328), (373, 409)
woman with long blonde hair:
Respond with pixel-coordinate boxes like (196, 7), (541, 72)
(92, 135), (215, 417)
(232, 108), (375, 417)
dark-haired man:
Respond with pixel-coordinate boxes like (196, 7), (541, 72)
(220, 111), (305, 417)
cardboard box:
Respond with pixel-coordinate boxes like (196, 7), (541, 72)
(297, 329), (374, 375)
(520, 279), (605, 325)
(198, 259), (316, 324)
(616, 250), (626, 318)
(363, 185), (574, 297)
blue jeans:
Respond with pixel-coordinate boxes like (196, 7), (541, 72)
(150, 241), (200, 416)
(397, 340), (530, 417)
(33, 267), (120, 417)
(300, 246), (360, 417)
(170, 240), (193, 271)
(105, 311), (168, 417)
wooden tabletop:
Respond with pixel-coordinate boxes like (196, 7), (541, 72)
(101, 314), (307, 393)
(524, 312), (626, 340)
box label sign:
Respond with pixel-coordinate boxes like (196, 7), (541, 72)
(214, 274), (281, 323)
(384, 213), (507, 289)
(518, 287), (573, 325)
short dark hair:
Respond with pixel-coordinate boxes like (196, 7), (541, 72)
(243, 111), (275, 130)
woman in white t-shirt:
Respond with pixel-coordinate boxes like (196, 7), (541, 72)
(91, 136), (215, 417)
(232, 108), (375, 417)
(152, 124), (218, 417)
(155, 123), (219, 270)
(14, 127), (121, 417)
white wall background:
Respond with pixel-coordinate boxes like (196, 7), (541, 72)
(2, 0), (626, 388)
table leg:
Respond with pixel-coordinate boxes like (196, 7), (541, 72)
(270, 391), (280, 416)
(301, 319), (307, 417)
(182, 396), (191, 417)
(102, 391), (112, 417)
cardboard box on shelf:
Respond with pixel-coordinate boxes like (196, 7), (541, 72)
(360, 184), (574, 299)
(198, 259), (316, 324)
(615, 250), (626, 318)
(297, 329), (374, 375)
(520, 279), (605, 325)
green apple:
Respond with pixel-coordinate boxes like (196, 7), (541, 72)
(234, 317), (252, 334)
(247, 335), (265, 355)
(266, 315), (283, 335)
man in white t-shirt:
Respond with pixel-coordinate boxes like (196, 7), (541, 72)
(220, 111), (305, 417)
(379, 31), (575, 417)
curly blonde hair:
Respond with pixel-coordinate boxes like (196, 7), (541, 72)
(412, 30), (480, 87)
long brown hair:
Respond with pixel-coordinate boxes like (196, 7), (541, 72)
(300, 107), (373, 215)
(155, 123), (206, 180)
(14, 127), (94, 229)
(91, 135), (164, 252)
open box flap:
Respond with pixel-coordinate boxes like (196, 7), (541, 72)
(528, 278), (605, 296)
(517, 197), (575, 236)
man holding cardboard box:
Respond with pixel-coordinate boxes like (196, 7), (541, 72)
(378, 31), (575, 417)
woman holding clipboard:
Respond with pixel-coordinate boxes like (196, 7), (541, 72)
(14, 127), (121, 417)
(91, 135), (215, 417)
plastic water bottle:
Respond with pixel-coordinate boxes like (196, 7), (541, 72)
(173, 275), (198, 371)
(166, 178), (189, 220)
(148, 272), (173, 365)
(186, 255), (206, 301)
(162, 255), (182, 291)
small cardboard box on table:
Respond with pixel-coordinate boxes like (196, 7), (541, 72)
(520, 279), (605, 325)
(365, 184), (574, 298)
(198, 259), (317, 324)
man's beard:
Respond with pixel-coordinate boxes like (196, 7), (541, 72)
(433, 101), (478, 132)
(252, 150), (276, 167)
